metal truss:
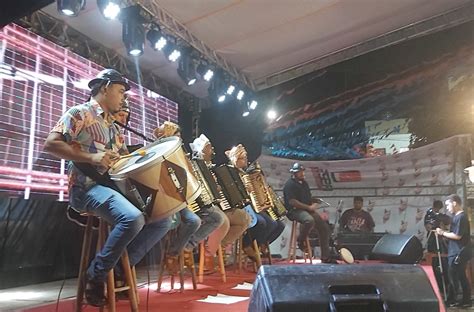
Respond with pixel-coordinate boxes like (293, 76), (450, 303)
(17, 9), (206, 109)
(136, 0), (255, 90)
(253, 2), (474, 90)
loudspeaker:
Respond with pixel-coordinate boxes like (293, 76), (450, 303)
(371, 234), (423, 264)
(248, 264), (439, 312)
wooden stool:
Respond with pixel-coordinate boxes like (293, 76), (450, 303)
(156, 230), (197, 292)
(198, 242), (226, 283)
(288, 220), (313, 264)
(233, 235), (262, 273)
(75, 214), (139, 312)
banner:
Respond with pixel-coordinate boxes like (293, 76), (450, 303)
(258, 135), (472, 257)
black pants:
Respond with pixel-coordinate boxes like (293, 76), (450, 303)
(447, 256), (471, 304)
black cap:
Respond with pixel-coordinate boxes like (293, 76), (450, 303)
(88, 69), (130, 91)
(289, 162), (305, 173)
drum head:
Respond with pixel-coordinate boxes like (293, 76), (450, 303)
(339, 247), (354, 264)
(109, 136), (181, 178)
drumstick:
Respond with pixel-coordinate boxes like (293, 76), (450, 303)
(117, 150), (146, 160)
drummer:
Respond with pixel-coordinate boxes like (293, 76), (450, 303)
(44, 69), (172, 307)
(154, 122), (225, 270)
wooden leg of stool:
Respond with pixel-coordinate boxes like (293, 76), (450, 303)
(237, 237), (243, 274)
(252, 240), (262, 270)
(75, 216), (94, 312)
(189, 252), (197, 290)
(179, 252), (185, 293)
(198, 242), (205, 283)
(98, 221), (115, 312)
(265, 242), (272, 265)
(217, 245), (226, 283)
(131, 266), (139, 304)
(306, 237), (313, 264)
(288, 221), (297, 263)
(121, 252), (138, 312)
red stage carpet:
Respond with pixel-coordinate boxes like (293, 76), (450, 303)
(22, 261), (446, 312)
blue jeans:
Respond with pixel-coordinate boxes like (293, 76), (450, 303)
(186, 205), (226, 249)
(78, 185), (171, 282)
(167, 207), (201, 256)
(243, 211), (285, 247)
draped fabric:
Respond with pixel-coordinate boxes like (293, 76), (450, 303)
(0, 197), (82, 289)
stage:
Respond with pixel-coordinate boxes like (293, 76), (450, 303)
(0, 258), (467, 312)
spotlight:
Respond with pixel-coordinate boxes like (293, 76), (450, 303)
(249, 100), (258, 110)
(242, 110), (250, 117)
(236, 90), (244, 100)
(57, 0), (85, 16)
(163, 43), (181, 62)
(146, 28), (167, 51)
(177, 49), (197, 86)
(267, 110), (277, 120)
(226, 85), (235, 95)
(121, 6), (145, 56)
(97, 0), (120, 20)
(197, 63), (214, 81)
(218, 95), (226, 102)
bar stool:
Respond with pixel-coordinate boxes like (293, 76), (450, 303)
(75, 213), (139, 312)
(156, 229), (197, 292)
(233, 235), (262, 273)
(197, 241), (226, 283)
(288, 220), (313, 264)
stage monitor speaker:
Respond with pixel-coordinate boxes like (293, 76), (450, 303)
(248, 264), (439, 312)
(371, 234), (423, 264)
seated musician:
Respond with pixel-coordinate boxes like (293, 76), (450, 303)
(226, 144), (285, 261)
(44, 69), (172, 307)
(283, 162), (334, 263)
(112, 98), (144, 153)
(154, 122), (225, 270)
(190, 134), (251, 271)
(424, 200), (450, 294)
(339, 196), (375, 233)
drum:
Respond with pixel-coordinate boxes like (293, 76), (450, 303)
(109, 137), (201, 221)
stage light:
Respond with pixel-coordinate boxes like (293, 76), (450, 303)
(97, 0), (120, 20)
(218, 95), (226, 102)
(267, 110), (277, 120)
(146, 28), (167, 51)
(57, 0), (85, 16)
(197, 63), (214, 81)
(242, 110), (250, 117)
(236, 90), (244, 100)
(121, 6), (145, 56)
(163, 43), (181, 62)
(226, 85), (235, 95)
(249, 100), (258, 110)
(177, 49), (197, 86)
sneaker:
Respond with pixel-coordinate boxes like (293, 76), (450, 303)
(85, 278), (107, 307)
(321, 258), (338, 264)
(455, 301), (472, 308)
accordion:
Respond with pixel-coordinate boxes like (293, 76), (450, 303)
(213, 164), (250, 209)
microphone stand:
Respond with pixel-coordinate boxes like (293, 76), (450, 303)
(114, 120), (154, 143)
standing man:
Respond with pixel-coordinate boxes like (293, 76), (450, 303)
(44, 69), (172, 307)
(436, 194), (471, 308)
(283, 163), (332, 263)
(339, 196), (375, 233)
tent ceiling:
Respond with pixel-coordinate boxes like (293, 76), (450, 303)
(41, 0), (473, 97)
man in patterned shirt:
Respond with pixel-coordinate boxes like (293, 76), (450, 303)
(44, 69), (171, 307)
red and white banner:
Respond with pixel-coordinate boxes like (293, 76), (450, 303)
(258, 135), (472, 256)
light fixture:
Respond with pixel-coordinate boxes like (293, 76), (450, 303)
(226, 85), (235, 95)
(177, 49), (197, 86)
(267, 110), (277, 120)
(146, 27), (167, 51)
(121, 6), (145, 56)
(249, 100), (258, 110)
(57, 0), (85, 16)
(197, 63), (214, 81)
(97, 0), (120, 20)
(163, 42), (181, 62)
(236, 90), (244, 100)
(242, 110), (250, 117)
(218, 95), (226, 102)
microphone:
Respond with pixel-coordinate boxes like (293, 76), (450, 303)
(318, 198), (331, 206)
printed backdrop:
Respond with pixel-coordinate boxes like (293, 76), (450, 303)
(259, 135), (472, 257)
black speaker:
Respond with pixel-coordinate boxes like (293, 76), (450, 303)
(248, 264), (439, 312)
(371, 234), (423, 264)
